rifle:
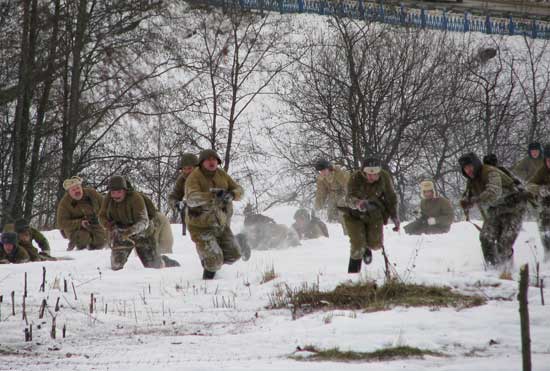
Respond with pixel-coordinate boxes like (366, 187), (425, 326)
(176, 200), (187, 236)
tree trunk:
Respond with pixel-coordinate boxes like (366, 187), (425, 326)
(518, 264), (531, 371)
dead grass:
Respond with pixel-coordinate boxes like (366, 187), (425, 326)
(292, 345), (444, 362)
(268, 279), (486, 315)
(260, 264), (278, 284)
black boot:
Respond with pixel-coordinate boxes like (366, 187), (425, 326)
(363, 248), (373, 265)
(202, 269), (216, 280)
(348, 258), (362, 273)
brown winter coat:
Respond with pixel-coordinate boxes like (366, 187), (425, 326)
(314, 166), (350, 210)
(464, 165), (517, 207)
(56, 188), (104, 236)
(346, 169), (398, 222)
(420, 197), (454, 227)
(99, 191), (151, 237)
(168, 173), (189, 209)
(512, 155), (544, 181)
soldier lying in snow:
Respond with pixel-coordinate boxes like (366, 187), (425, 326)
(242, 204), (300, 250)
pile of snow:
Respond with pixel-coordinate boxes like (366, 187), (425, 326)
(1, 206), (549, 370)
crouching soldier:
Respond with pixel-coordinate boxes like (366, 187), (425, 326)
(100, 176), (178, 270)
(459, 152), (528, 268)
(404, 180), (454, 235)
(56, 176), (107, 251)
(526, 143), (550, 261)
(512, 142), (544, 182)
(185, 149), (250, 280)
(0, 230), (30, 264)
(15, 219), (55, 261)
(243, 204), (300, 250)
(343, 157), (399, 273)
(291, 208), (328, 240)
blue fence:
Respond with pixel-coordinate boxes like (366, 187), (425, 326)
(206, 0), (550, 39)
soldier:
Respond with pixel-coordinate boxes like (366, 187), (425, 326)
(185, 149), (250, 279)
(14, 219), (55, 261)
(459, 152), (528, 268)
(483, 153), (522, 186)
(291, 208), (328, 240)
(168, 153), (199, 212)
(314, 159), (350, 225)
(56, 176), (107, 251)
(0, 231), (30, 264)
(404, 180), (454, 235)
(526, 143), (550, 261)
(512, 142), (544, 181)
(242, 204), (300, 250)
(99, 175), (179, 270)
(343, 157), (399, 273)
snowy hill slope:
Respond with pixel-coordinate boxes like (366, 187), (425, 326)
(1, 206), (549, 371)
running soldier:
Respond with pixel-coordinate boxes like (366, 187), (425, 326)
(343, 157), (399, 273)
(314, 159), (349, 227)
(185, 149), (250, 279)
(526, 143), (550, 261)
(512, 142), (544, 181)
(459, 152), (528, 268)
(404, 180), (454, 235)
(56, 176), (107, 251)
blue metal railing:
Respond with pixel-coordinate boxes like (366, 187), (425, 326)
(208, 0), (550, 39)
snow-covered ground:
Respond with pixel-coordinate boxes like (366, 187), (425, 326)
(1, 206), (550, 370)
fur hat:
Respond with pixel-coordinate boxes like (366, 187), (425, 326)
(361, 157), (381, 175)
(108, 175), (128, 191)
(483, 153), (498, 167)
(458, 152), (482, 178)
(198, 149), (222, 165)
(179, 153), (198, 169)
(314, 159), (332, 171)
(63, 176), (83, 191)
(420, 180), (434, 192)
(1, 232), (18, 245)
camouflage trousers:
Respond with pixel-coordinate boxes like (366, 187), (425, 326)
(343, 210), (384, 260)
(188, 225), (241, 272)
(404, 219), (451, 235)
(110, 232), (162, 271)
(537, 205), (550, 261)
(68, 225), (107, 250)
(480, 201), (527, 267)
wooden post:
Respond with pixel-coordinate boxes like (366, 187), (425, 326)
(29, 324), (32, 341)
(541, 279), (545, 306)
(22, 295), (26, 321)
(50, 317), (56, 339)
(72, 282), (77, 300)
(63, 279), (67, 293)
(24, 328), (30, 342)
(39, 267), (46, 292)
(62, 323), (66, 338)
(39, 299), (47, 319)
(518, 264), (531, 371)
(89, 293), (94, 314)
(55, 297), (60, 312)
(24, 272), (27, 298)
(11, 291), (15, 316)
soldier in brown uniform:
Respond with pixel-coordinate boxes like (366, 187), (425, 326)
(100, 176), (180, 270)
(459, 152), (528, 268)
(343, 157), (399, 273)
(314, 159), (350, 226)
(185, 149), (250, 279)
(56, 176), (107, 250)
(404, 180), (454, 235)
(0, 231), (30, 264)
(526, 144), (550, 261)
(512, 142), (544, 181)
(14, 219), (55, 261)
(168, 153), (199, 212)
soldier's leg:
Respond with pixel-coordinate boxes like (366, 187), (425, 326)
(343, 214), (367, 273)
(133, 234), (163, 269)
(218, 226), (245, 264)
(189, 227), (224, 273)
(156, 213), (174, 254)
(479, 216), (501, 267)
(89, 225), (107, 250)
(110, 242), (134, 271)
(68, 230), (93, 250)
(404, 219), (426, 235)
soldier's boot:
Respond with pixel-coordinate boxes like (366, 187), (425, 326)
(363, 248), (373, 265)
(236, 233), (251, 262)
(76, 244), (88, 251)
(67, 241), (76, 251)
(203, 269), (216, 280)
(88, 244), (105, 250)
(348, 258), (362, 273)
(161, 255), (180, 268)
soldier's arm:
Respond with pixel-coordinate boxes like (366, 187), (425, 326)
(31, 228), (50, 253)
(168, 175), (186, 209)
(15, 247), (31, 264)
(511, 158), (527, 180)
(185, 172), (213, 208)
(345, 172), (363, 207)
(56, 202), (81, 231)
(382, 172), (399, 220)
(437, 198), (454, 226)
(314, 177), (328, 210)
(126, 194), (149, 237)
(478, 168), (502, 204)
(526, 168), (545, 194)
(226, 173), (244, 201)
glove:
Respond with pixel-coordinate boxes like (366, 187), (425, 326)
(80, 219), (90, 229)
(222, 191), (234, 203)
(356, 200), (369, 212)
(113, 227), (131, 241)
(427, 217), (436, 226)
(392, 217), (400, 232)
